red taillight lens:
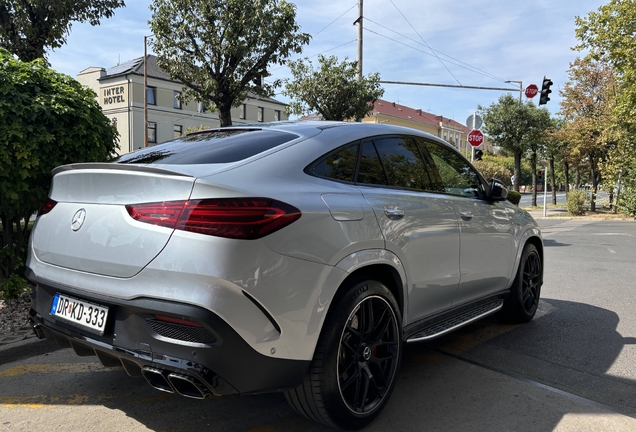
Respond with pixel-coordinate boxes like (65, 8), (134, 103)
(126, 198), (301, 240)
(126, 201), (187, 229)
(37, 198), (57, 217)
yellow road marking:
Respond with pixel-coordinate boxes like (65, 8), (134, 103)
(0, 363), (113, 377)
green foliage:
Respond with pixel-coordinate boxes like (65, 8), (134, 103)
(566, 190), (588, 215)
(506, 190), (521, 205)
(478, 94), (553, 191)
(618, 186), (636, 216)
(283, 55), (384, 121)
(472, 159), (512, 186)
(0, 0), (125, 61)
(482, 153), (533, 185)
(149, 0), (310, 127)
(0, 49), (119, 292)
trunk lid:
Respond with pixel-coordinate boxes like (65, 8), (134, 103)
(31, 165), (195, 278)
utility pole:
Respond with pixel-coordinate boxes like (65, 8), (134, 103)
(144, 35), (149, 148)
(505, 80), (523, 102)
(356, 0), (363, 81)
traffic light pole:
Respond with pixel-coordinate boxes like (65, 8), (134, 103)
(543, 164), (548, 217)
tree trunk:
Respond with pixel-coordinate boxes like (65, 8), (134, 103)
(563, 161), (570, 194)
(531, 152), (537, 207)
(590, 159), (598, 212)
(218, 107), (233, 127)
(575, 167), (580, 190)
(513, 151), (522, 192)
(550, 156), (556, 205)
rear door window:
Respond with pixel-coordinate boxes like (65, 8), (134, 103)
(116, 129), (298, 164)
(371, 137), (433, 191)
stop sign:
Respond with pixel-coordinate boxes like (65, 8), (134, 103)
(468, 129), (483, 147)
(525, 84), (539, 98)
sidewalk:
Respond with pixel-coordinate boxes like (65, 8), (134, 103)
(526, 206), (570, 219)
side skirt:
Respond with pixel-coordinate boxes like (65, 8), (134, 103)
(404, 291), (509, 343)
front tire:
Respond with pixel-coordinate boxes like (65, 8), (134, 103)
(285, 279), (402, 429)
(500, 243), (542, 323)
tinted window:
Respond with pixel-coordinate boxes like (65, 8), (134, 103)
(116, 129), (297, 165)
(421, 140), (484, 198)
(313, 144), (358, 182)
(373, 137), (432, 191)
(357, 141), (389, 186)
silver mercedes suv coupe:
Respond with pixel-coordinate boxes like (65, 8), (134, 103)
(27, 121), (543, 429)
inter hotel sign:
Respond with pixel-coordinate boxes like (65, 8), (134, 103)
(102, 86), (126, 105)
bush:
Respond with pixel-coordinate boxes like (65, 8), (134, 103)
(618, 187), (636, 217)
(567, 190), (587, 216)
(506, 190), (521, 205)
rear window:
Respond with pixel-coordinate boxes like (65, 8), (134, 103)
(116, 129), (298, 165)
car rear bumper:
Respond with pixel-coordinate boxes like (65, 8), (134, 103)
(29, 279), (310, 397)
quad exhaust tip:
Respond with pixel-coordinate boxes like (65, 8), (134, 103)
(141, 366), (210, 399)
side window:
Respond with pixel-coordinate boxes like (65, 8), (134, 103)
(357, 141), (389, 186)
(372, 137), (433, 191)
(312, 143), (358, 182)
(420, 140), (485, 198)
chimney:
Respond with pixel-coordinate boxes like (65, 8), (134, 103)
(416, 109), (422, 115)
(392, 102), (396, 107)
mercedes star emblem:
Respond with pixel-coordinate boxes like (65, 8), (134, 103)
(71, 209), (87, 231)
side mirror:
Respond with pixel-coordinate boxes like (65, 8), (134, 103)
(488, 179), (508, 201)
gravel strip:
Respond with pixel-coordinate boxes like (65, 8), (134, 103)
(0, 292), (32, 333)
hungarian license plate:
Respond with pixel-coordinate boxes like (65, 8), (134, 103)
(50, 293), (109, 334)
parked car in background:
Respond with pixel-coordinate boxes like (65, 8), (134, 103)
(27, 121), (543, 429)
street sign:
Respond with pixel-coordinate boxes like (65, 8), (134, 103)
(466, 114), (483, 130)
(525, 84), (539, 98)
(468, 129), (484, 147)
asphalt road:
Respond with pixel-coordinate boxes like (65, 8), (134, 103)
(519, 191), (567, 207)
(2, 219), (636, 431)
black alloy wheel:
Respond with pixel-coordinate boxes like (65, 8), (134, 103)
(521, 248), (541, 314)
(284, 280), (403, 429)
(337, 295), (400, 414)
(499, 242), (543, 323)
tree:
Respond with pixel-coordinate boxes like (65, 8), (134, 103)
(0, 49), (119, 295)
(558, 57), (616, 211)
(149, 0), (310, 127)
(0, 0), (125, 62)
(282, 55), (385, 121)
(478, 94), (551, 192)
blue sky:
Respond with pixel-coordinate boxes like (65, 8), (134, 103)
(48, 0), (607, 124)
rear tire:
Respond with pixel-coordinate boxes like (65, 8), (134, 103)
(284, 279), (402, 429)
(500, 243), (542, 323)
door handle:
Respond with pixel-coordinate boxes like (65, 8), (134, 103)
(459, 211), (474, 220)
(384, 206), (404, 219)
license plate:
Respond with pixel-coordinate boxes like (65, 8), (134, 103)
(50, 293), (109, 335)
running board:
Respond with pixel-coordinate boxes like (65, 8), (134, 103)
(406, 300), (504, 343)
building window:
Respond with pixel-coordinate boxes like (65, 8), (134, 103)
(147, 122), (157, 143)
(146, 87), (156, 105)
(198, 101), (208, 113)
(258, 107), (264, 122)
(239, 104), (246, 119)
(173, 124), (183, 139)
(275, 110), (280, 121)
(173, 91), (181, 109)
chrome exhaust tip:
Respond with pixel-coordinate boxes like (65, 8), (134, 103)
(32, 324), (45, 340)
(167, 373), (210, 399)
(141, 367), (174, 393)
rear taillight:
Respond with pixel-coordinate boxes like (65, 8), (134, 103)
(126, 198), (301, 240)
(37, 198), (57, 217)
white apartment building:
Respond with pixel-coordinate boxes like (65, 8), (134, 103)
(77, 55), (288, 155)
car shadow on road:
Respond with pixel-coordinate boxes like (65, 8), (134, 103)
(543, 238), (571, 247)
(1, 298), (636, 431)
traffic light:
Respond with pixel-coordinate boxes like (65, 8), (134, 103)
(252, 74), (262, 87)
(474, 149), (483, 161)
(537, 169), (545, 184)
(539, 77), (553, 105)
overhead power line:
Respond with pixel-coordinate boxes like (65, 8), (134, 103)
(388, 0), (462, 86)
(365, 17), (506, 83)
(312, 3), (358, 38)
